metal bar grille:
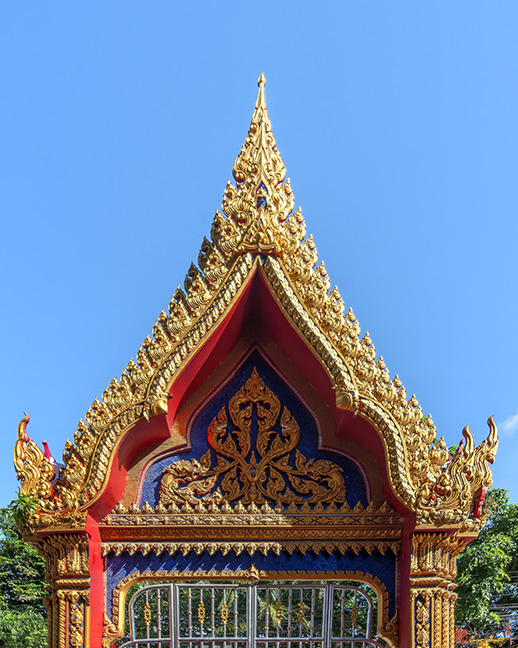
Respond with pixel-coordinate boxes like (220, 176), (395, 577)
(120, 583), (383, 648)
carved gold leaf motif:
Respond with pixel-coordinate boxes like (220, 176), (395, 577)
(160, 368), (345, 507)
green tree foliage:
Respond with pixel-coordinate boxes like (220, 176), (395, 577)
(456, 488), (518, 634)
(0, 503), (47, 647)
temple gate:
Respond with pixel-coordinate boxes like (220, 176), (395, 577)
(14, 75), (497, 648)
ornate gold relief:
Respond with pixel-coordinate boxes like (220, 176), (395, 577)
(412, 587), (457, 648)
(14, 74), (497, 538)
(414, 594), (431, 648)
(100, 498), (403, 560)
(13, 414), (55, 503)
(160, 368), (345, 507)
(101, 539), (400, 558)
(36, 534), (90, 648)
(414, 417), (498, 526)
(410, 532), (462, 648)
(103, 497), (402, 528)
(410, 532), (469, 586)
(212, 73), (304, 257)
(102, 612), (119, 648)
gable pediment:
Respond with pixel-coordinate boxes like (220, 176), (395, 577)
(14, 75), (497, 537)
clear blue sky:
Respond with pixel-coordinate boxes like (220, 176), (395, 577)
(1, 3), (517, 507)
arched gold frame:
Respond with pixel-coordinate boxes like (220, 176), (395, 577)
(104, 567), (399, 648)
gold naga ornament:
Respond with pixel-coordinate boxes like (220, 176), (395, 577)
(13, 74), (497, 532)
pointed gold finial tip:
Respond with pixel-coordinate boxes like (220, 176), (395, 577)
(258, 72), (266, 87)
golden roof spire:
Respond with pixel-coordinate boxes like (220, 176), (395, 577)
(214, 73), (303, 255)
(256, 72), (267, 108)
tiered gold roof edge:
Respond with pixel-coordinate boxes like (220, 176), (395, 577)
(14, 74), (497, 531)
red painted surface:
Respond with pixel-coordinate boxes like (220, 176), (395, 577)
(85, 514), (103, 648)
(398, 523), (415, 646)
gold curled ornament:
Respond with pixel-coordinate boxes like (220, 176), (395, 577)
(197, 600), (206, 626)
(220, 600), (229, 625)
(160, 368), (345, 508)
(143, 601), (151, 627)
(13, 414), (55, 503)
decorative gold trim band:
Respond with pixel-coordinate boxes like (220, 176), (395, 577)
(101, 539), (400, 558)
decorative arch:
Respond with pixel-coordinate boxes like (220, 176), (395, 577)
(106, 568), (399, 648)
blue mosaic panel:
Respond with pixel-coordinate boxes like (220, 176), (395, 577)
(140, 352), (368, 508)
(106, 549), (397, 620)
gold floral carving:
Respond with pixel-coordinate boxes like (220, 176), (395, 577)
(213, 73), (304, 257)
(414, 594), (430, 648)
(14, 75), (497, 536)
(410, 532), (469, 585)
(410, 532), (462, 648)
(411, 588), (457, 648)
(69, 595), (86, 648)
(35, 534), (90, 648)
(160, 368), (345, 507)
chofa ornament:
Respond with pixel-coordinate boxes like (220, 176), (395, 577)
(13, 74), (497, 531)
(159, 368), (345, 508)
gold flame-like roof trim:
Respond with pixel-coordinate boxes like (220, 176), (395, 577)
(14, 75), (497, 531)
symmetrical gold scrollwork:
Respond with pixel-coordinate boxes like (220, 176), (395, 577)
(160, 368), (345, 507)
(143, 601), (152, 626)
(221, 601), (229, 625)
(197, 600), (206, 626)
(70, 594), (86, 648)
(213, 73), (302, 257)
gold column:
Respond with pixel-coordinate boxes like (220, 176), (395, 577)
(39, 534), (91, 648)
(410, 532), (464, 648)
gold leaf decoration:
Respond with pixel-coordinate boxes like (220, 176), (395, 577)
(13, 75), (497, 534)
(13, 414), (55, 503)
(160, 368), (345, 508)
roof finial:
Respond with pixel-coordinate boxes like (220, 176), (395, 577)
(224, 74), (289, 204)
(257, 73), (267, 109)
(214, 76), (302, 255)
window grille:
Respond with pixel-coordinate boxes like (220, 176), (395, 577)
(119, 582), (385, 648)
